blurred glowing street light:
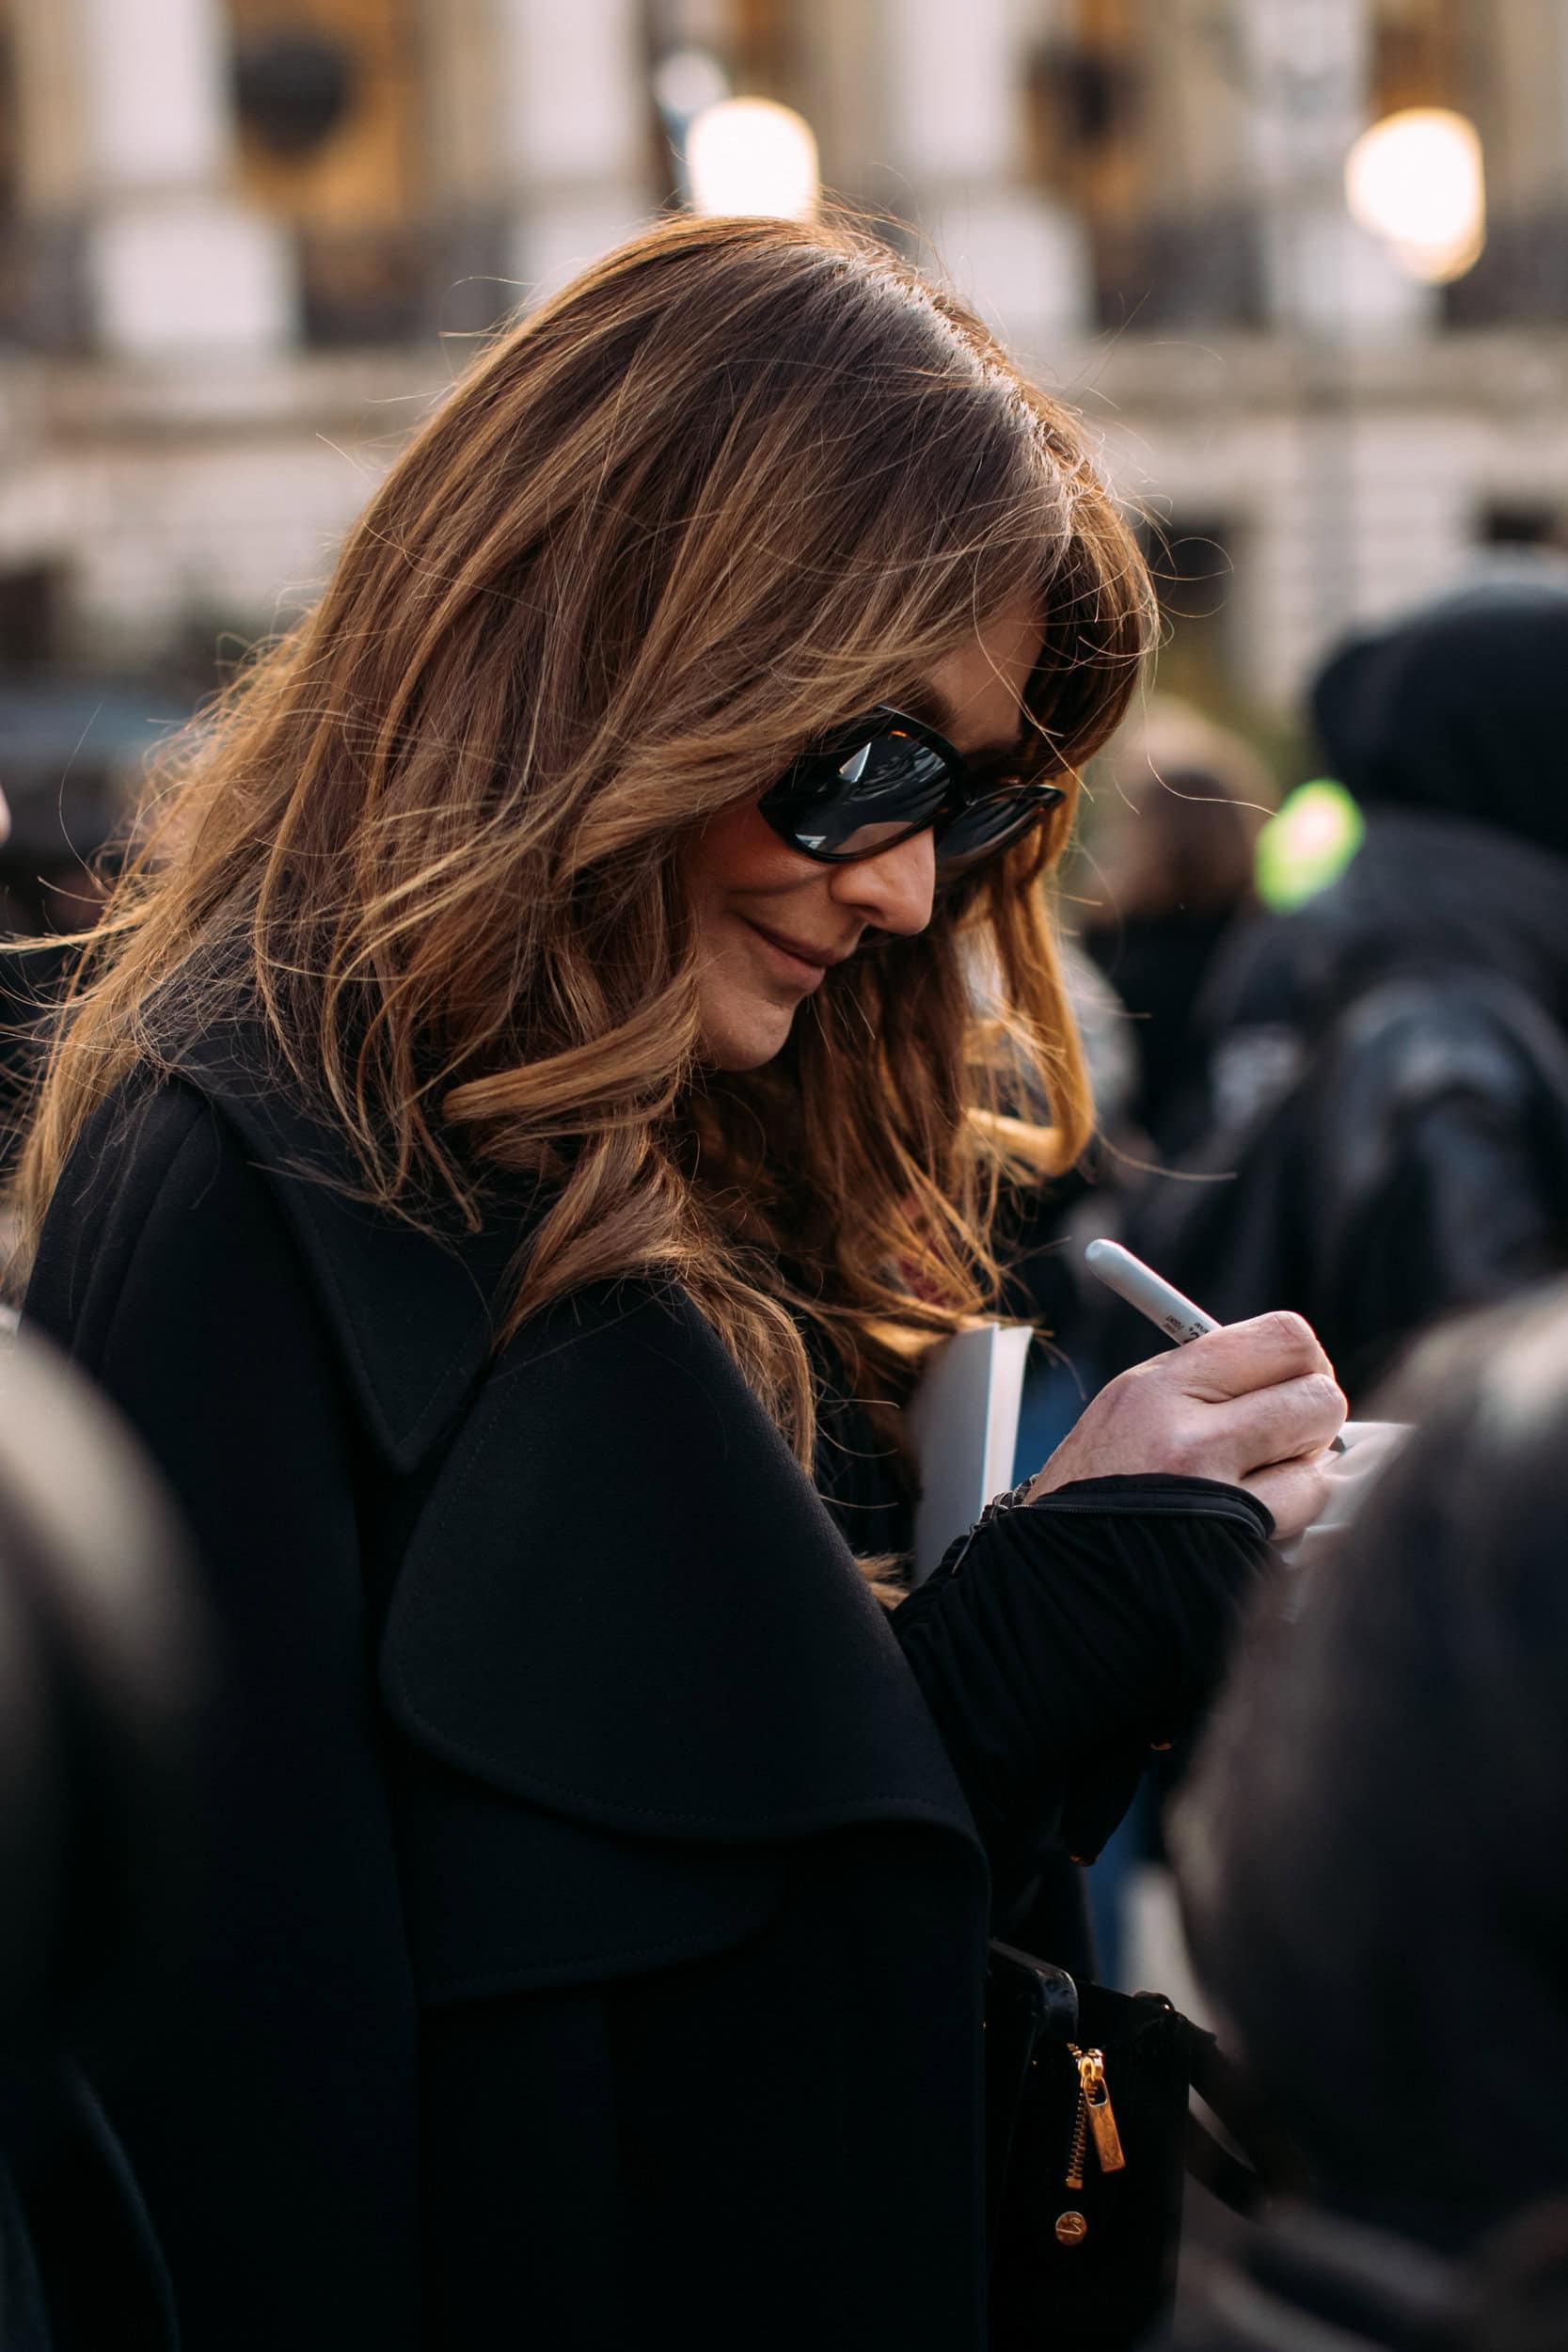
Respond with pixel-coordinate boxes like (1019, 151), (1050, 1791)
(686, 99), (819, 221)
(1344, 107), (1486, 284)
(652, 46), (729, 127)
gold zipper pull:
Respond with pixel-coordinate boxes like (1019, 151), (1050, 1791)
(1077, 2050), (1126, 2174)
(1065, 2079), (1089, 2191)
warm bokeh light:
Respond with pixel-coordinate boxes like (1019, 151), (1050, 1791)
(1344, 107), (1486, 284)
(686, 99), (820, 221)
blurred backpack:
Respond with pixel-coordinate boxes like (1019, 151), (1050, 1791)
(1117, 963), (1568, 1399)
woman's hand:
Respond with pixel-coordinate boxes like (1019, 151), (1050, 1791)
(1027, 1312), (1345, 1543)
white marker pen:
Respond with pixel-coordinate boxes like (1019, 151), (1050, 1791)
(1085, 1237), (1346, 1451)
(1084, 1238), (1218, 1345)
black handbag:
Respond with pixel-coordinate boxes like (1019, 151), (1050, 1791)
(985, 1940), (1297, 2352)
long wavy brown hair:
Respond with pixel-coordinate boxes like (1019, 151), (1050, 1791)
(10, 214), (1149, 1462)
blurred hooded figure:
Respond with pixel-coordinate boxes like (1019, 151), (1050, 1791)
(1161, 1285), (1568, 2350)
(1080, 698), (1272, 1153)
(1120, 559), (1568, 1402)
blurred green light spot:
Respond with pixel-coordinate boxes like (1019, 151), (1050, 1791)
(1255, 779), (1365, 911)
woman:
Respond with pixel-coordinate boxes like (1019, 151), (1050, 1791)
(7, 216), (1341, 2350)
(1167, 1283), (1568, 2349)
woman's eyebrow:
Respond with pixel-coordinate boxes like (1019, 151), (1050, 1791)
(900, 685), (1029, 763)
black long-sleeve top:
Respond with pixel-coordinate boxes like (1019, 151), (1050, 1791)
(895, 1475), (1270, 1861)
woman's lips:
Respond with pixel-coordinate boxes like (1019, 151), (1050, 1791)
(742, 918), (847, 990)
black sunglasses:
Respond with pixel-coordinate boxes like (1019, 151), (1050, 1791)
(757, 705), (1066, 880)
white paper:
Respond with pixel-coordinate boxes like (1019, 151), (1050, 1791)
(1278, 1418), (1412, 1567)
(906, 1321), (1033, 1580)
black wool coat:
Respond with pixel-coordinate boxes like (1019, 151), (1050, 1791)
(23, 1026), (1273, 2351)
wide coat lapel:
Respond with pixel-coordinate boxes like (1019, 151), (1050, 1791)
(170, 1026), (981, 1860)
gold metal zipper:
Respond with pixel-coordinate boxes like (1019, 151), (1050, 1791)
(1078, 2048), (1126, 2174)
(1065, 2072), (1090, 2192)
(1063, 2045), (1127, 2190)
(1056, 2044), (1127, 2248)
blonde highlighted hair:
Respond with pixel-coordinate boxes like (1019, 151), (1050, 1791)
(10, 214), (1150, 1460)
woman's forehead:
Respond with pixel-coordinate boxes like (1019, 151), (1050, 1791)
(907, 599), (1044, 759)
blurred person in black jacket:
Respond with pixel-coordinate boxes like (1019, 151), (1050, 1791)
(4, 216), (1346, 2352)
(1162, 1282), (1568, 2351)
(1122, 564), (1568, 1404)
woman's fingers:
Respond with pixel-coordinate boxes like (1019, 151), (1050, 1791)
(1243, 1450), (1338, 1545)
(1173, 1312), (1331, 1402)
(1026, 1311), (1345, 1503)
(1218, 1369), (1347, 1476)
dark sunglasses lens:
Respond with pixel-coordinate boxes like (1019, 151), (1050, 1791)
(936, 789), (1058, 876)
(766, 727), (954, 859)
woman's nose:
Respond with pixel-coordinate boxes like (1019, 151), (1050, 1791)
(830, 828), (937, 937)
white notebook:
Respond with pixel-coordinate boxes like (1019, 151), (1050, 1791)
(905, 1321), (1033, 1580)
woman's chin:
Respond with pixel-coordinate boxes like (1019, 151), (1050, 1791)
(697, 992), (799, 1073)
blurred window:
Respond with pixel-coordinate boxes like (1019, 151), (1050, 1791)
(0, 0), (87, 353)
(0, 0), (21, 341)
(1444, 218), (1568, 328)
(227, 0), (430, 344)
(648, 0), (798, 99)
(730, 0), (797, 96)
(1140, 517), (1243, 710)
(0, 2), (14, 217)
(1479, 503), (1565, 552)
(1024, 0), (1265, 331)
(0, 562), (60, 669)
(1370, 0), (1470, 118)
(1373, 0), (1568, 327)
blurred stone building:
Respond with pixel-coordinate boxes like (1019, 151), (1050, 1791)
(0, 0), (1565, 744)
